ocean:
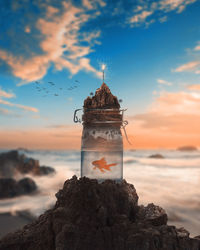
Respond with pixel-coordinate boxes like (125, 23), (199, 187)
(0, 149), (200, 236)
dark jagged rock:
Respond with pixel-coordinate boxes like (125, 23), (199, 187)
(0, 177), (37, 198)
(18, 178), (37, 194)
(84, 83), (120, 109)
(136, 203), (168, 226)
(0, 150), (55, 178)
(148, 154), (165, 159)
(0, 176), (199, 250)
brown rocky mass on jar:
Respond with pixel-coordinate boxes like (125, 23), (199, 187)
(82, 83), (122, 128)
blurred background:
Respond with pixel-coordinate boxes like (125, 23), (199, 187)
(0, 0), (200, 238)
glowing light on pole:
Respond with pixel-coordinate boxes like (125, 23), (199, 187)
(101, 64), (106, 82)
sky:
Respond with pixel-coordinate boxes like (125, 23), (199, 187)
(0, 0), (200, 149)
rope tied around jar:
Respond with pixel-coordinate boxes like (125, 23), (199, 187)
(73, 108), (132, 145)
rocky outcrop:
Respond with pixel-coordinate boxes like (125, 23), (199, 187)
(0, 176), (199, 250)
(148, 154), (165, 159)
(177, 146), (198, 152)
(0, 177), (37, 198)
(82, 83), (122, 127)
(0, 150), (55, 178)
(84, 83), (120, 109)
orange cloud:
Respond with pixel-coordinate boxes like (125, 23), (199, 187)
(129, 0), (197, 27)
(187, 84), (200, 91)
(174, 61), (200, 74)
(194, 43), (200, 51)
(0, 86), (38, 113)
(150, 91), (200, 114)
(130, 11), (153, 24)
(0, 107), (11, 115)
(157, 78), (172, 86)
(0, 99), (38, 113)
(125, 90), (200, 149)
(0, 88), (15, 98)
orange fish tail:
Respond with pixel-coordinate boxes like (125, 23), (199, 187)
(107, 163), (117, 168)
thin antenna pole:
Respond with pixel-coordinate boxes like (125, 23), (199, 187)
(101, 64), (106, 83)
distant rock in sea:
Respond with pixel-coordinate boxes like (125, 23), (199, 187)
(124, 159), (136, 164)
(0, 150), (55, 178)
(148, 154), (165, 159)
(0, 177), (37, 198)
(177, 146), (198, 152)
(0, 176), (199, 250)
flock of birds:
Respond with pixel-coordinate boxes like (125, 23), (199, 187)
(33, 80), (123, 103)
(33, 80), (79, 97)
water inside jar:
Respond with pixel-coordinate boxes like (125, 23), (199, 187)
(81, 150), (123, 181)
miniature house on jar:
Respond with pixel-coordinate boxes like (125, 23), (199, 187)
(74, 83), (128, 182)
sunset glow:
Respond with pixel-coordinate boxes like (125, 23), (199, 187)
(0, 0), (199, 150)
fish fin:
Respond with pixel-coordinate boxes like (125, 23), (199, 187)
(100, 169), (105, 173)
(100, 157), (107, 164)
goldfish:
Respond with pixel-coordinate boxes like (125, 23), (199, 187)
(92, 157), (117, 173)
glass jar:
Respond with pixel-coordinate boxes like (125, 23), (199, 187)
(75, 108), (125, 182)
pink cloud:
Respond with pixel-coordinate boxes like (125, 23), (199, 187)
(125, 89), (200, 148)
(129, 0), (197, 26)
(0, 99), (38, 113)
(0, 86), (38, 113)
(130, 11), (153, 24)
(0, 88), (15, 98)
(194, 43), (200, 51)
(157, 78), (172, 86)
(174, 61), (200, 74)
(150, 91), (200, 115)
(187, 84), (200, 91)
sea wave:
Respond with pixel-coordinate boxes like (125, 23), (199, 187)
(0, 149), (200, 236)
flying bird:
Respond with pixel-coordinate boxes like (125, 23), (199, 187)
(54, 94), (58, 96)
(48, 81), (55, 85)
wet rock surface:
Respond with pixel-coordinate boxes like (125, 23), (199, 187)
(0, 150), (55, 178)
(148, 154), (165, 159)
(0, 177), (37, 198)
(0, 176), (199, 250)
